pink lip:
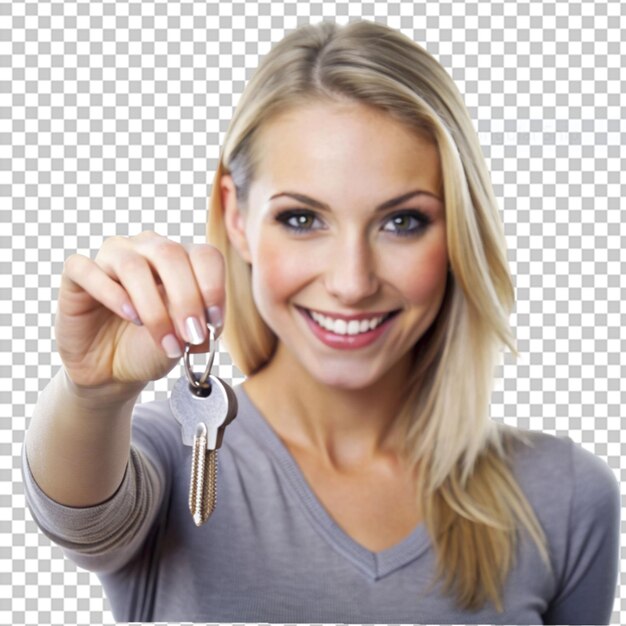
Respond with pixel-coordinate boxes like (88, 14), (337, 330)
(297, 306), (399, 350)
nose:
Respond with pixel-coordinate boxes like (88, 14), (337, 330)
(324, 233), (379, 305)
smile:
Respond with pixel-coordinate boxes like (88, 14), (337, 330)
(304, 308), (397, 335)
(296, 306), (401, 350)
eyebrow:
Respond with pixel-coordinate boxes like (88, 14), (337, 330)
(268, 188), (443, 212)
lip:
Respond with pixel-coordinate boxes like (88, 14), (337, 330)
(296, 306), (400, 350)
(296, 306), (399, 322)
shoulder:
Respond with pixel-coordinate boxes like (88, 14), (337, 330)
(500, 427), (572, 490)
(566, 436), (620, 522)
(500, 425), (620, 529)
(508, 426), (617, 492)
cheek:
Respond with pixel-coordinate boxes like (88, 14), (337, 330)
(253, 237), (312, 306)
(394, 239), (449, 304)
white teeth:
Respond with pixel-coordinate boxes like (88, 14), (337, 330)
(309, 310), (386, 335)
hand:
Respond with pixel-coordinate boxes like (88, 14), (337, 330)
(55, 230), (225, 389)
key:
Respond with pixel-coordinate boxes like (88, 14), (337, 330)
(170, 372), (238, 526)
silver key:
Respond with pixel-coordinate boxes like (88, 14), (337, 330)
(169, 325), (238, 526)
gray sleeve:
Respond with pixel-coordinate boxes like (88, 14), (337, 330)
(20, 398), (179, 574)
(542, 439), (621, 625)
(21, 442), (163, 574)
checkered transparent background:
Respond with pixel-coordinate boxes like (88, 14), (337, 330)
(2, 0), (624, 625)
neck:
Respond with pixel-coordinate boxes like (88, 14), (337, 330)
(243, 342), (412, 472)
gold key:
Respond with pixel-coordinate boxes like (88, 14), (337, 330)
(189, 422), (216, 526)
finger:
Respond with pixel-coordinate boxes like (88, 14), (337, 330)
(185, 243), (226, 339)
(61, 253), (142, 325)
(131, 237), (215, 348)
(96, 247), (186, 359)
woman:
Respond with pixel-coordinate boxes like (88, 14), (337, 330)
(22, 19), (619, 624)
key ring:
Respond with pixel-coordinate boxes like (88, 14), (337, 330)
(183, 323), (218, 392)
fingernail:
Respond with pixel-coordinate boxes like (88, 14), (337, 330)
(122, 303), (142, 325)
(206, 306), (223, 335)
(161, 334), (183, 359)
(185, 316), (205, 345)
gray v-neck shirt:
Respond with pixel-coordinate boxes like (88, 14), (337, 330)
(21, 381), (620, 624)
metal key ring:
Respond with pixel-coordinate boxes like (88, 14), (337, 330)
(183, 323), (218, 390)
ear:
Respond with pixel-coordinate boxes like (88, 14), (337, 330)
(221, 174), (253, 264)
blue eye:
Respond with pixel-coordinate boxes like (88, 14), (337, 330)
(274, 209), (431, 237)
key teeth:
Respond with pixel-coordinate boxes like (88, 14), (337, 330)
(203, 451), (218, 521)
(189, 429), (218, 526)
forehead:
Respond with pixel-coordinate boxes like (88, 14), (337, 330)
(253, 102), (442, 195)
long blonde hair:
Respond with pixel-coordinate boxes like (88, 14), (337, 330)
(207, 19), (552, 613)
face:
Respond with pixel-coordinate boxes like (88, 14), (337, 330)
(223, 101), (449, 390)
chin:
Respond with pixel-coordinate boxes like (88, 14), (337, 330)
(307, 363), (382, 391)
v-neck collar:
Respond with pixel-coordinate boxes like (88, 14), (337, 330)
(233, 383), (432, 581)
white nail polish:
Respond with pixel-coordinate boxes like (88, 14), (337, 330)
(185, 316), (205, 345)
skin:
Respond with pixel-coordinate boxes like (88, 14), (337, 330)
(222, 101), (448, 477)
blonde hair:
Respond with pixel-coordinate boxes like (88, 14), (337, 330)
(207, 19), (552, 613)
